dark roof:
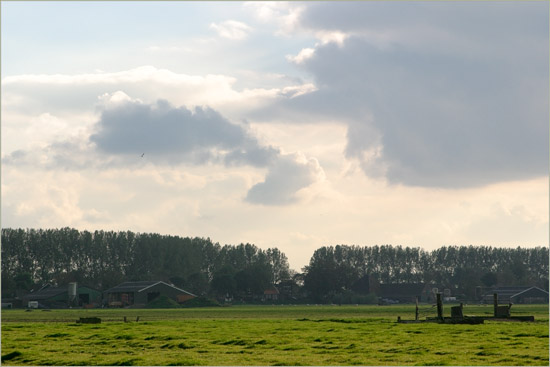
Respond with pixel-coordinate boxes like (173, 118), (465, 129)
(24, 287), (66, 301)
(23, 284), (99, 301)
(264, 287), (279, 295)
(104, 281), (196, 296)
(482, 286), (532, 297)
(104, 281), (159, 293)
(511, 287), (549, 299)
(36, 284), (53, 292)
(378, 283), (426, 298)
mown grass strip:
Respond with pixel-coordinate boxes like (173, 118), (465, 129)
(1, 306), (548, 366)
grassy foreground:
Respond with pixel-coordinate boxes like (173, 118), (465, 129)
(2, 304), (548, 366)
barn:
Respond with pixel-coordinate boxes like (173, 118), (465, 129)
(480, 286), (549, 304)
(104, 281), (196, 307)
(510, 287), (549, 304)
(22, 283), (102, 308)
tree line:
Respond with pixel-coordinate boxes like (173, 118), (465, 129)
(1, 228), (290, 301)
(1, 228), (548, 303)
(303, 244), (549, 302)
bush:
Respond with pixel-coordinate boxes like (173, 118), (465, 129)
(181, 297), (220, 308)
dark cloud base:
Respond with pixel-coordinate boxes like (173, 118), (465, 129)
(255, 2), (549, 188)
(90, 99), (320, 205)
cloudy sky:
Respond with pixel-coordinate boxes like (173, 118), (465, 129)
(2, 1), (548, 270)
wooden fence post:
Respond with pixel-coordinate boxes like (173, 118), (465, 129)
(415, 297), (419, 321)
(493, 293), (498, 318)
(436, 293), (443, 321)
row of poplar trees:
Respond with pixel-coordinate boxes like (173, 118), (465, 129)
(1, 228), (291, 299)
(303, 244), (549, 301)
(2, 228), (548, 302)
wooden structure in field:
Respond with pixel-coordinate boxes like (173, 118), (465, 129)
(397, 293), (535, 324)
(489, 293), (534, 322)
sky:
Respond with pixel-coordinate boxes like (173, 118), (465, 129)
(1, 1), (548, 271)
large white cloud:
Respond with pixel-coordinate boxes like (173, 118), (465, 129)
(1, 65), (314, 121)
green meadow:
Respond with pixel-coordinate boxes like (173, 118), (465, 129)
(2, 305), (548, 366)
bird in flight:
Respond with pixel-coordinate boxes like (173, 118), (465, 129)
(141, 153), (145, 158)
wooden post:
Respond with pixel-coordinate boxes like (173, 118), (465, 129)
(493, 293), (498, 317)
(436, 293), (443, 321)
(415, 297), (419, 321)
(124, 316), (127, 323)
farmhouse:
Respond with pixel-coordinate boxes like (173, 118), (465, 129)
(104, 281), (196, 307)
(22, 283), (102, 308)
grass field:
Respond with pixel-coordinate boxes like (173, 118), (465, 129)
(2, 304), (548, 366)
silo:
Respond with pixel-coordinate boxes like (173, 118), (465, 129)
(68, 282), (77, 306)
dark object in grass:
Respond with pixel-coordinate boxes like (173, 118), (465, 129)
(45, 333), (70, 338)
(77, 317), (101, 324)
(492, 316), (535, 322)
(112, 358), (138, 366)
(433, 317), (485, 324)
(398, 317), (484, 324)
(2, 351), (22, 362)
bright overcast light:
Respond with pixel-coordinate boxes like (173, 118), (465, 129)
(1, 1), (548, 270)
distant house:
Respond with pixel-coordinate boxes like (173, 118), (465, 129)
(263, 286), (279, 301)
(22, 284), (102, 308)
(480, 286), (549, 304)
(377, 283), (428, 303)
(104, 281), (196, 307)
(276, 279), (303, 301)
